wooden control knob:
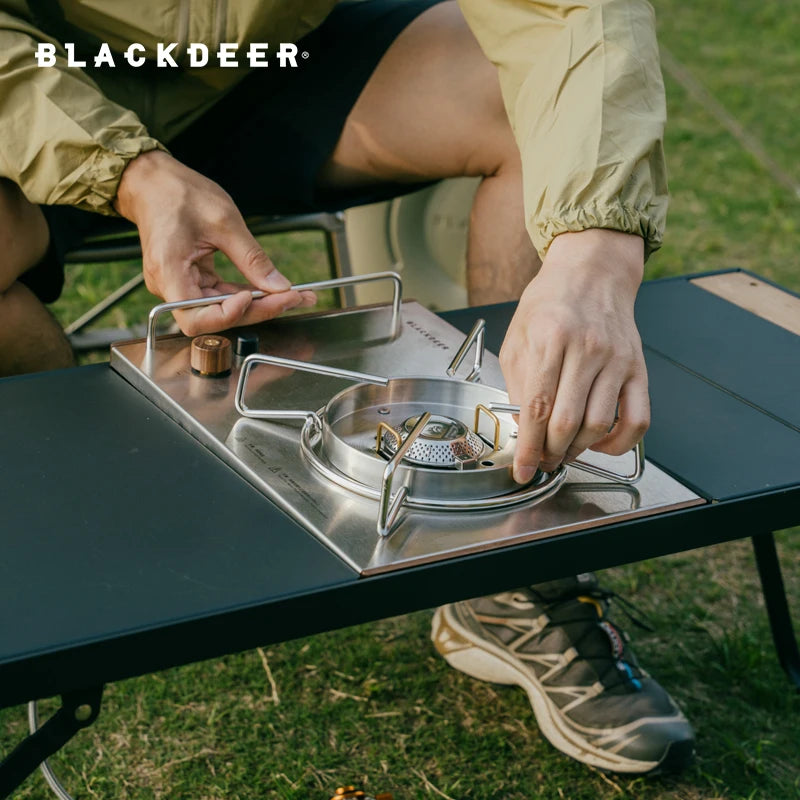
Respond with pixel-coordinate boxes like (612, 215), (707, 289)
(190, 335), (232, 376)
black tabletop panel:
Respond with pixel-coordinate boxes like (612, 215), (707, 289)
(643, 348), (800, 499)
(636, 276), (800, 431)
(0, 366), (357, 670)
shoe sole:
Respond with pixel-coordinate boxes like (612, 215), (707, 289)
(432, 604), (683, 774)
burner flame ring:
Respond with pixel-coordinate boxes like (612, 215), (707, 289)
(379, 414), (486, 468)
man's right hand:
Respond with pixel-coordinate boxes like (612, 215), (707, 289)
(114, 150), (315, 335)
(499, 229), (650, 483)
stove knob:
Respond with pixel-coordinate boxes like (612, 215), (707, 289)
(235, 331), (259, 357)
(190, 334), (232, 376)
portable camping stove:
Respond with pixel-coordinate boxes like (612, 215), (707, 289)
(110, 272), (702, 575)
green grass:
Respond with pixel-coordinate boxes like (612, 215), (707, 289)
(3, 1), (800, 797)
(651, 0), (800, 288)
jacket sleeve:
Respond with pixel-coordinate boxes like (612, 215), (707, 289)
(0, 2), (165, 215)
(457, 0), (668, 259)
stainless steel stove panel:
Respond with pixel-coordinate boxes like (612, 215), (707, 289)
(111, 302), (703, 575)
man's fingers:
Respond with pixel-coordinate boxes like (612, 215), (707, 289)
(172, 288), (310, 336)
(539, 356), (608, 470)
(509, 349), (563, 484)
(590, 373), (650, 456)
(213, 280), (317, 308)
(297, 290), (317, 307)
(239, 291), (316, 325)
(561, 370), (624, 464)
(148, 239), (320, 336)
(173, 290), (253, 336)
(215, 214), (292, 293)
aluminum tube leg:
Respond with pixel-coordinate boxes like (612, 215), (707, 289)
(0, 686), (103, 798)
(751, 532), (800, 690)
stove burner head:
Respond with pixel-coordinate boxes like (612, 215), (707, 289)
(380, 413), (486, 468)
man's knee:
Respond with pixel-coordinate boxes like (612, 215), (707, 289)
(0, 279), (75, 376)
(465, 104), (520, 182)
(321, 0), (520, 187)
(0, 178), (50, 292)
(412, 0), (520, 180)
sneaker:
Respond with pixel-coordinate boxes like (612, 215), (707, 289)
(431, 573), (694, 774)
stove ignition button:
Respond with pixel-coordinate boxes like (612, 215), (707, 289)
(190, 335), (233, 377)
(235, 331), (259, 357)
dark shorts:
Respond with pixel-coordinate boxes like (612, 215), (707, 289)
(25, 0), (445, 303)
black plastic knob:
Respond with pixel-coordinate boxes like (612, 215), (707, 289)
(235, 331), (259, 357)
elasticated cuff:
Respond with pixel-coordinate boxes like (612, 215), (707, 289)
(533, 203), (664, 262)
(48, 136), (169, 216)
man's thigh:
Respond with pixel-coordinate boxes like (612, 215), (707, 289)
(318, 0), (518, 192)
(167, 0), (451, 216)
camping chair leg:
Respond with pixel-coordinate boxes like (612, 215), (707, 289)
(752, 531), (800, 690)
(324, 215), (355, 307)
(65, 272), (146, 337)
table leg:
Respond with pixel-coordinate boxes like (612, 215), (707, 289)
(752, 532), (800, 690)
(0, 685), (103, 799)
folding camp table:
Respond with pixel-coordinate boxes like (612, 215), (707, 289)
(1, 269), (797, 796)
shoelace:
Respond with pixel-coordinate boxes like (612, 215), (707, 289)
(529, 586), (655, 691)
(587, 587), (656, 634)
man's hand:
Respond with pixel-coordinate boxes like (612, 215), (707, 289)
(114, 150), (315, 335)
(500, 229), (650, 483)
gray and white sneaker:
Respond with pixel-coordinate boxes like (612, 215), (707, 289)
(431, 573), (694, 774)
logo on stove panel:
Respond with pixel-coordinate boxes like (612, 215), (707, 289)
(403, 320), (451, 351)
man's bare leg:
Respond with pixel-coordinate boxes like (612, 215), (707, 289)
(317, 0), (539, 306)
(466, 156), (541, 304)
(0, 179), (74, 376)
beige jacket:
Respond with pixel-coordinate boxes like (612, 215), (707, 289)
(0, 0), (667, 257)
